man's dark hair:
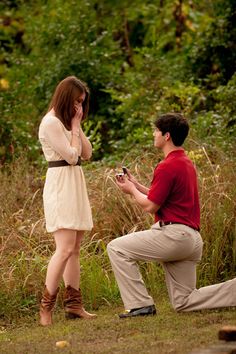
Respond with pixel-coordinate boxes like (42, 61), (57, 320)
(154, 113), (189, 146)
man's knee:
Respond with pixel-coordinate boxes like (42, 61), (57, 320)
(107, 238), (125, 262)
(107, 239), (117, 257)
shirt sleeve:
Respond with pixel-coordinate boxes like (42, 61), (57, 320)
(147, 163), (174, 206)
(43, 118), (79, 165)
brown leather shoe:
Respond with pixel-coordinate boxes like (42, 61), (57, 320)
(64, 285), (97, 320)
(39, 286), (59, 326)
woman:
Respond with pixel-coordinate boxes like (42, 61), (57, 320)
(38, 76), (96, 326)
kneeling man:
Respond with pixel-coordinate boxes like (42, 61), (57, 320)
(107, 113), (236, 318)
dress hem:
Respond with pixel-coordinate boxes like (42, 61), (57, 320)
(46, 225), (93, 233)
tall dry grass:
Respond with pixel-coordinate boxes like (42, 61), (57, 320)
(0, 146), (235, 319)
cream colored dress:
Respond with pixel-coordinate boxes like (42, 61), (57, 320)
(38, 110), (93, 233)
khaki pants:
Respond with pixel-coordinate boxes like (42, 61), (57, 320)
(107, 222), (236, 311)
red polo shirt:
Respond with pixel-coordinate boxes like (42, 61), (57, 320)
(147, 149), (200, 230)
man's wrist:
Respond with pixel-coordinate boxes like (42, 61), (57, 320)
(130, 184), (137, 195)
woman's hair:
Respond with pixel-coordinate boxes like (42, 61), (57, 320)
(48, 76), (90, 130)
(154, 113), (189, 146)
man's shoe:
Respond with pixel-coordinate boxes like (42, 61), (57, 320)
(119, 305), (156, 318)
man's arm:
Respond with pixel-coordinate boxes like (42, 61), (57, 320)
(131, 181), (150, 195)
(131, 186), (160, 213)
(116, 177), (160, 213)
(126, 169), (150, 195)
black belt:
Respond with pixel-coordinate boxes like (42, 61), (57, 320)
(48, 158), (81, 168)
(159, 221), (200, 232)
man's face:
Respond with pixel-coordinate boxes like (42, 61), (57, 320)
(153, 127), (166, 149)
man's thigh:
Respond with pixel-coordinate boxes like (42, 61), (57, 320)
(109, 224), (199, 263)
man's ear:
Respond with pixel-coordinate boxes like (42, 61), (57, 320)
(165, 132), (171, 141)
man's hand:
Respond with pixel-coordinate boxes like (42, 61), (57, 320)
(116, 175), (136, 195)
(115, 172), (160, 213)
(125, 168), (139, 186)
(122, 168), (150, 195)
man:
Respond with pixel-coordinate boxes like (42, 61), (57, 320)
(107, 113), (236, 318)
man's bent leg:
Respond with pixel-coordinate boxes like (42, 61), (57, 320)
(164, 260), (236, 311)
(107, 231), (155, 310)
(107, 224), (198, 310)
(163, 260), (197, 311)
(179, 278), (236, 311)
(107, 224), (203, 311)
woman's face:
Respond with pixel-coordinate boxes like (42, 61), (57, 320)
(75, 92), (86, 108)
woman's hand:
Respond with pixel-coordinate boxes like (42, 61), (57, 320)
(71, 102), (83, 133)
(70, 99), (92, 160)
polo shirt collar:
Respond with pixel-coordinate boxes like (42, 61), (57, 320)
(165, 148), (185, 159)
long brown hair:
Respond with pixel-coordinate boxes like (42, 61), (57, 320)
(48, 76), (90, 130)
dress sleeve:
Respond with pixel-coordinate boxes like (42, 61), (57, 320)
(43, 118), (79, 165)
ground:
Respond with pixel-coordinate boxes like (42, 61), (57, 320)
(0, 299), (235, 354)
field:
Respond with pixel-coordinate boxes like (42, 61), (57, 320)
(0, 298), (235, 354)
(0, 147), (235, 353)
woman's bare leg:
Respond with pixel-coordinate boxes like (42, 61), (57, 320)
(63, 231), (84, 289)
(45, 229), (77, 294)
(62, 231), (97, 319)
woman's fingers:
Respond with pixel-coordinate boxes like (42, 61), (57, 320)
(74, 104), (83, 120)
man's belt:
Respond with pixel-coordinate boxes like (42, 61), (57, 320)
(159, 220), (200, 232)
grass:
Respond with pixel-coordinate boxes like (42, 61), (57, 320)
(0, 144), (235, 322)
(0, 297), (235, 354)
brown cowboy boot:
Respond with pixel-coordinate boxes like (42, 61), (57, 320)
(64, 285), (97, 320)
(39, 286), (59, 326)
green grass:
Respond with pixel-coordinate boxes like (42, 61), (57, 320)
(0, 297), (235, 354)
(0, 149), (235, 354)
(0, 148), (236, 320)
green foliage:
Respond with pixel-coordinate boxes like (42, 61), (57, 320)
(189, 0), (236, 85)
(0, 0), (123, 160)
(0, 0), (235, 163)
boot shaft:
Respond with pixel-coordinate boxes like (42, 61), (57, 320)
(40, 286), (59, 326)
(64, 285), (82, 310)
(64, 285), (97, 319)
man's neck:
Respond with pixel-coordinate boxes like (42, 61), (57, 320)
(162, 144), (183, 158)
